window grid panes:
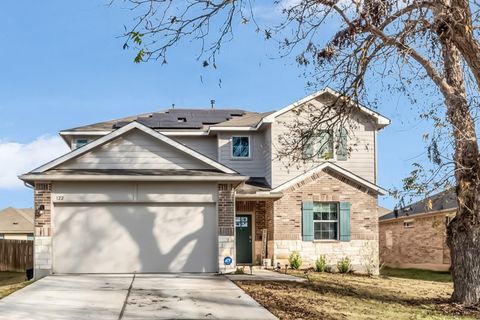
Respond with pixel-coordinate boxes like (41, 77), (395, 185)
(75, 139), (89, 149)
(302, 130), (334, 160)
(232, 136), (250, 158)
(313, 202), (338, 240)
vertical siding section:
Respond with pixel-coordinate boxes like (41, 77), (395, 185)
(271, 97), (376, 188)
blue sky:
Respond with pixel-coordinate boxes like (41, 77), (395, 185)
(0, 1), (432, 210)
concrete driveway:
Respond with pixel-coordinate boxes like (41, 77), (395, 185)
(0, 274), (277, 320)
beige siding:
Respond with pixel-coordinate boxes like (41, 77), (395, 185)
(60, 129), (212, 170)
(271, 97), (376, 187)
(173, 136), (218, 160)
(263, 126), (272, 186)
(217, 131), (270, 177)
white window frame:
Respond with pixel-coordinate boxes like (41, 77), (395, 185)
(313, 202), (340, 241)
(231, 135), (251, 159)
(403, 219), (415, 228)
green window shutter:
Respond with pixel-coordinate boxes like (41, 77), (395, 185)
(336, 127), (348, 161)
(302, 201), (314, 241)
(339, 202), (351, 242)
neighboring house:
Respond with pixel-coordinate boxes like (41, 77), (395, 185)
(20, 88), (390, 278)
(0, 207), (34, 240)
(379, 189), (456, 271)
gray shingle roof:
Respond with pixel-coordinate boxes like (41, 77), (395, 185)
(63, 109), (271, 132)
(236, 177), (271, 194)
(380, 189), (457, 221)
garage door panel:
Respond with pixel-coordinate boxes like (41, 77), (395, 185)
(53, 204), (217, 273)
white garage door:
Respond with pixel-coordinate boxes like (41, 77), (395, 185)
(53, 203), (218, 273)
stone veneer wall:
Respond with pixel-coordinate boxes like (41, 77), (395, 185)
(272, 169), (379, 274)
(379, 212), (453, 271)
(34, 182), (53, 278)
(218, 183), (236, 273)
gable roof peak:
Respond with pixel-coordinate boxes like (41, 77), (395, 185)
(25, 121), (238, 175)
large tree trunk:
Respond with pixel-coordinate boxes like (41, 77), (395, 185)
(438, 23), (480, 305)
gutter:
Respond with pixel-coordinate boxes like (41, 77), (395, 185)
(19, 174), (249, 183)
(235, 192), (283, 199)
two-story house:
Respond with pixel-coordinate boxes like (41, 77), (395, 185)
(20, 88), (389, 278)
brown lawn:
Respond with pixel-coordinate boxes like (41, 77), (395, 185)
(235, 270), (480, 320)
(0, 272), (30, 299)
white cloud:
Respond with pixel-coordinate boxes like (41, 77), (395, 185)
(0, 135), (69, 189)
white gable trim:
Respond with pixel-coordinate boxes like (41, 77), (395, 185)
(19, 174), (247, 182)
(263, 87), (390, 128)
(32, 122), (237, 174)
(271, 162), (388, 195)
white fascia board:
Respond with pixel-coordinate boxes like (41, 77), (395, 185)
(271, 162), (388, 195)
(235, 193), (283, 199)
(161, 131), (210, 136)
(19, 174), (248, 182)
(59, 131), (112, 136)
(31, 121), (237, 174)
(209, 127), (258, 131)
(263, 87), (391, 128)
(60, 130), (211, 136)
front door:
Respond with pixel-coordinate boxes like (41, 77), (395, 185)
(235, 215), (252, 264)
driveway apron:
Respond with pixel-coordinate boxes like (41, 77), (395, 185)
(0, 274), (277, 320)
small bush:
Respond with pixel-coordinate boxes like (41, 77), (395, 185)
(288, 251), (302, 269)
(234, 267), (245, 274)
(315, 255), (328, 272)
(337, 257), (352, 273)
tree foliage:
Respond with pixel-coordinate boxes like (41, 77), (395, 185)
(118, 0), (480, 305)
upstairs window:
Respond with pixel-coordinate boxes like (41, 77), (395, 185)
(313, 202), (339, 240)
(303, 130), (334, 160)
(232, 136), (250, 158)
(74, 139), (89, 149)
(403, 219), (415, 228)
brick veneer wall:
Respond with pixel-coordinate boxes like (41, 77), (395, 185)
(379, 211), (453, 271)
(34, 182), (53, 279)
(34, 182), (52, 236)
(218, 183), (236, 272)
(218, 184), (235, 236)
(272, 169), (379, 274)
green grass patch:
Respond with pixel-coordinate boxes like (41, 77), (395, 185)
(0, 272), (30, 299)
(381, 267), (452, 283)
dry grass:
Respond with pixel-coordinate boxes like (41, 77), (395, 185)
(0, 272), (30, 299)
(235, 271), (480, 320)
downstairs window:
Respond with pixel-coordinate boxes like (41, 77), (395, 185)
(313, 202), (339, 240)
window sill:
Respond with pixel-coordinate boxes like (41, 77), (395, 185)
(229, 157), (252, 161)
(312, 240), (340, 243)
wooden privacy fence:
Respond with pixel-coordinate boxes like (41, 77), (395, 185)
(0, 240), (33, 272)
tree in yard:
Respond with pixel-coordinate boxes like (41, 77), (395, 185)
(119, 0), (480, 305)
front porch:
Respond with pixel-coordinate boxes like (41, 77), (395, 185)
(235, 200), (275, 266)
